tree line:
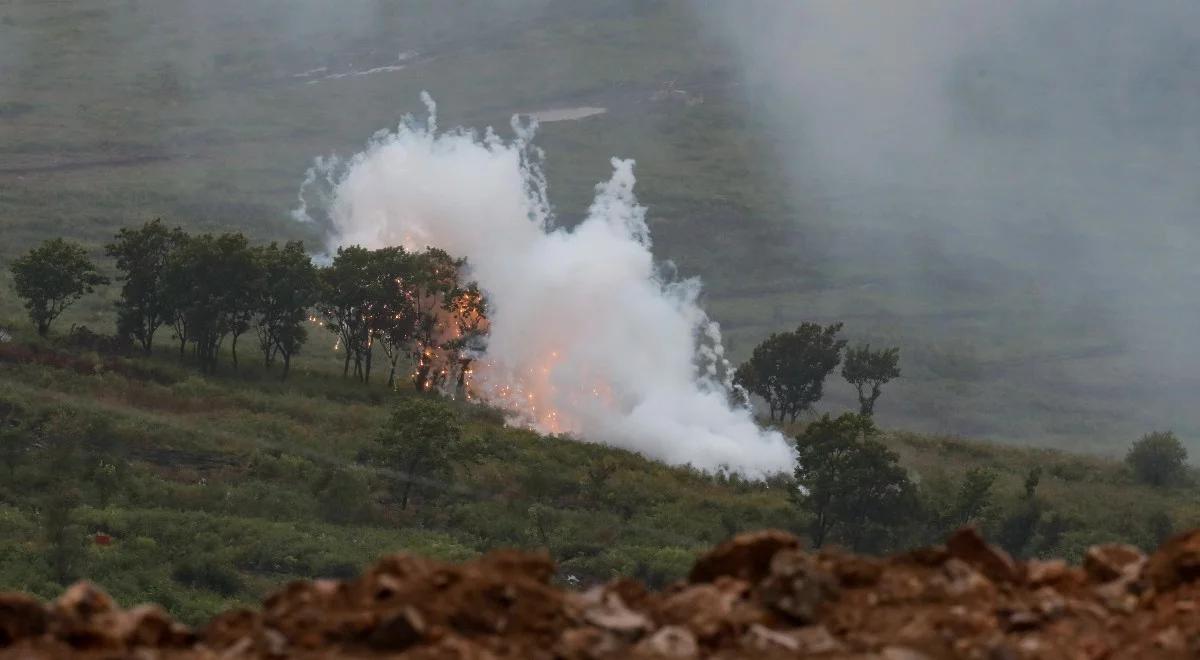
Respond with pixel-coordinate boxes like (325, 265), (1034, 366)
(734, 321), (901, 421)
(7, 221), (488, 387)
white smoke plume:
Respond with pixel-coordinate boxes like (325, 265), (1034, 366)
(296, 95), (793, 476)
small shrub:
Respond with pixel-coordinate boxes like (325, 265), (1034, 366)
(1126, 431), (1187, 487)
(172, 556), (243, 596)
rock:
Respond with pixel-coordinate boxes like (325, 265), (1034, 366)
(879, 645), (933, 660)
(1032, 587), (1066, 619)
(633, 625), (698, 658)
(1093, 580), (1137, 614)
(53, 581), (115, 621)
(939, 558), (993, 598)
(688, 530), (801, 585)
(757, 549), (839, 624)
(368, 606), (426, 650)
(656, 582), (742, 640)
(1026, 559), (1071, 586)
(998, 608), (1041, 632)
(480, 549), (556, 584)
(791, 624), (844, 654)
(259, 627), (289, 657)
(0, 593), (48, 645)
(832, 554), (884, 587)
(742, 623), (843, 655)
(582, 593), (650, 639)
(115, 604), (175, 648)
(1145, 529), (1200, 592)
(741, 623), (800, 652)
(557, 627), (623, 660)
(906, 545), (950, 567)
(202, 608), (262, 649)
(946, 528), (1021, 584)
(1154, 626), (1185, 652)
(1083, 544), (1146, 583)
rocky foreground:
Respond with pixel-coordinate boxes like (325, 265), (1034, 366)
(4, 529), (1200, 658)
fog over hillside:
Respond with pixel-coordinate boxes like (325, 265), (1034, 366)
(3, 0), (1200, 450)
(697, 1), (1200, 444)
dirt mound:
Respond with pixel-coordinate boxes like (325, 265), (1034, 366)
(6, 528), (1200, 658)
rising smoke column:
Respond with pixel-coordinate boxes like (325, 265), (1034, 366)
(296, 95), (793, 476)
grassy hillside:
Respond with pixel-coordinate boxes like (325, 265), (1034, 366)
(0, 326), (1196, 623)
(1, 0), (1190, 451)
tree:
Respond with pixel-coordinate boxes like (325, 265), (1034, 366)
(842, 344), (901, 416)
(371, 397), (461, 510)
(365, 246), (419, 388)
(951, 467), (997, 526)
(161, 233), (258, 373)
(407, 248), (467, 392)
(792, 413), (916, 551)
(1126, 431), (1187, 487)
(0, 400), (29, 476)
(105, 219), (186, 352)
(9, 239), (108, 337)
(254, 241), (319, 379)
(735, 322), (847, 422)
(442, 282), (489, 396)
(317, 246), (374, 380)
(994, 467), (1045, 557)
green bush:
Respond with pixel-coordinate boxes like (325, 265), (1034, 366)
(1126, 431), (1187, 487)
(171, 556), (243, 596)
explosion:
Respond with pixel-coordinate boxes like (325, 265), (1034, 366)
(296, 94), (793, 476)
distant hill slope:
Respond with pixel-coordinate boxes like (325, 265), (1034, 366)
(0, 0), (1194, 458)
(0, 331), (1195, 623)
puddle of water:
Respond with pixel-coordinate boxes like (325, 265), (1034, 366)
(526, 107), (607, 123)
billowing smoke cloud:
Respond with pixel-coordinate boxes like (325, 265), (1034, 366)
(696, 1), (1200, 444)
(296, 95), (793, 475)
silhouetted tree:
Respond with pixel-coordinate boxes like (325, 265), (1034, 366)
(254, 241), (319, 379)
(9, 239), (108, 337)
(162, 233), (257, 373)
(365, 246), (419, 388)
(735, 322), (846, 422)
(317, 246), (374, 380)
(995, 467), (1045, 557)
(106, 219), (186, 352)
(0, 400), (28, 476)
(793, 413), (915, 551)
(408, 249), (464, 392)
(842, 344), (901, 416)
(1126, 431), (1187, 487)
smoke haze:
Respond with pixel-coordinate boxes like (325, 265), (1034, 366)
(296, 97), (794, 476)
(697, 1), (1200, 445)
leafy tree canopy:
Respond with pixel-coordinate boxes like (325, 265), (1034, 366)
(10, 238), (108, 337)
(842, 344), (901, 417)
(792, 413), (915, 551)
(1126, 430), (1187, 487)
(106, 219), (186, 352)
(372, 397), (462, 510)
(735, 322), (846, 422)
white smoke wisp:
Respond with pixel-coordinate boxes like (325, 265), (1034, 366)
(297, 97), (793, 476)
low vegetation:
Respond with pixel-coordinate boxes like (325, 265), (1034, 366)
(0, 317), (1196, 624)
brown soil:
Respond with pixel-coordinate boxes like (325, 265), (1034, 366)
(5, 527), (1200, 658)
